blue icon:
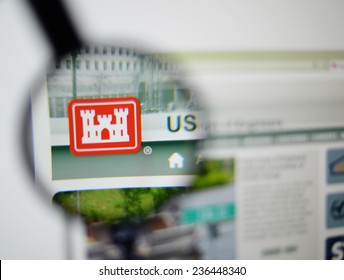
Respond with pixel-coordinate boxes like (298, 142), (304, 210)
(327, 149), (344, 184)
(326, 235), (344, 260)
(327, 193), (344, 228)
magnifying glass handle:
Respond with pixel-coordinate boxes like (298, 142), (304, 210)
(27, 0), (82, 57)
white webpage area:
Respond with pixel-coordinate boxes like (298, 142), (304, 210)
(186, 55), (344, 259)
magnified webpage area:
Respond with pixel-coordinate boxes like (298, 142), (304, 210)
(32, 49), (344, 259)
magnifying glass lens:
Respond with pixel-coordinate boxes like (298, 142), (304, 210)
(30, 44), (206, 223)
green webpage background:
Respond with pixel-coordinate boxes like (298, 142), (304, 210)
(52, 141), (198, 180)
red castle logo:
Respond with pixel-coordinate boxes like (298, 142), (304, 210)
(68, 97), (141, 156)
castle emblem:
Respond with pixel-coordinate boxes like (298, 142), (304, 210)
(80, 108), (129, 143)
(68, 97), (141, 156)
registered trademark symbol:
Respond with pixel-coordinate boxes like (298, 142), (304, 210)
(143, 146), (153, 155)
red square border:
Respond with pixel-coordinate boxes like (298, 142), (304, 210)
(68, 97), (141, 156)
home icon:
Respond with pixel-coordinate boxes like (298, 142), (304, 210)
(168, 152), (184, 169)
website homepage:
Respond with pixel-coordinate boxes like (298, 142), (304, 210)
(32, 49), (344, 260)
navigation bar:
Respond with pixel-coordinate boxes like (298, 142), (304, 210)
(201, 128), (344, 149)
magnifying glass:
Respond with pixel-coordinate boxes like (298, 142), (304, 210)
(23, 0), (207, 259)
(31, 46), (205, 213)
